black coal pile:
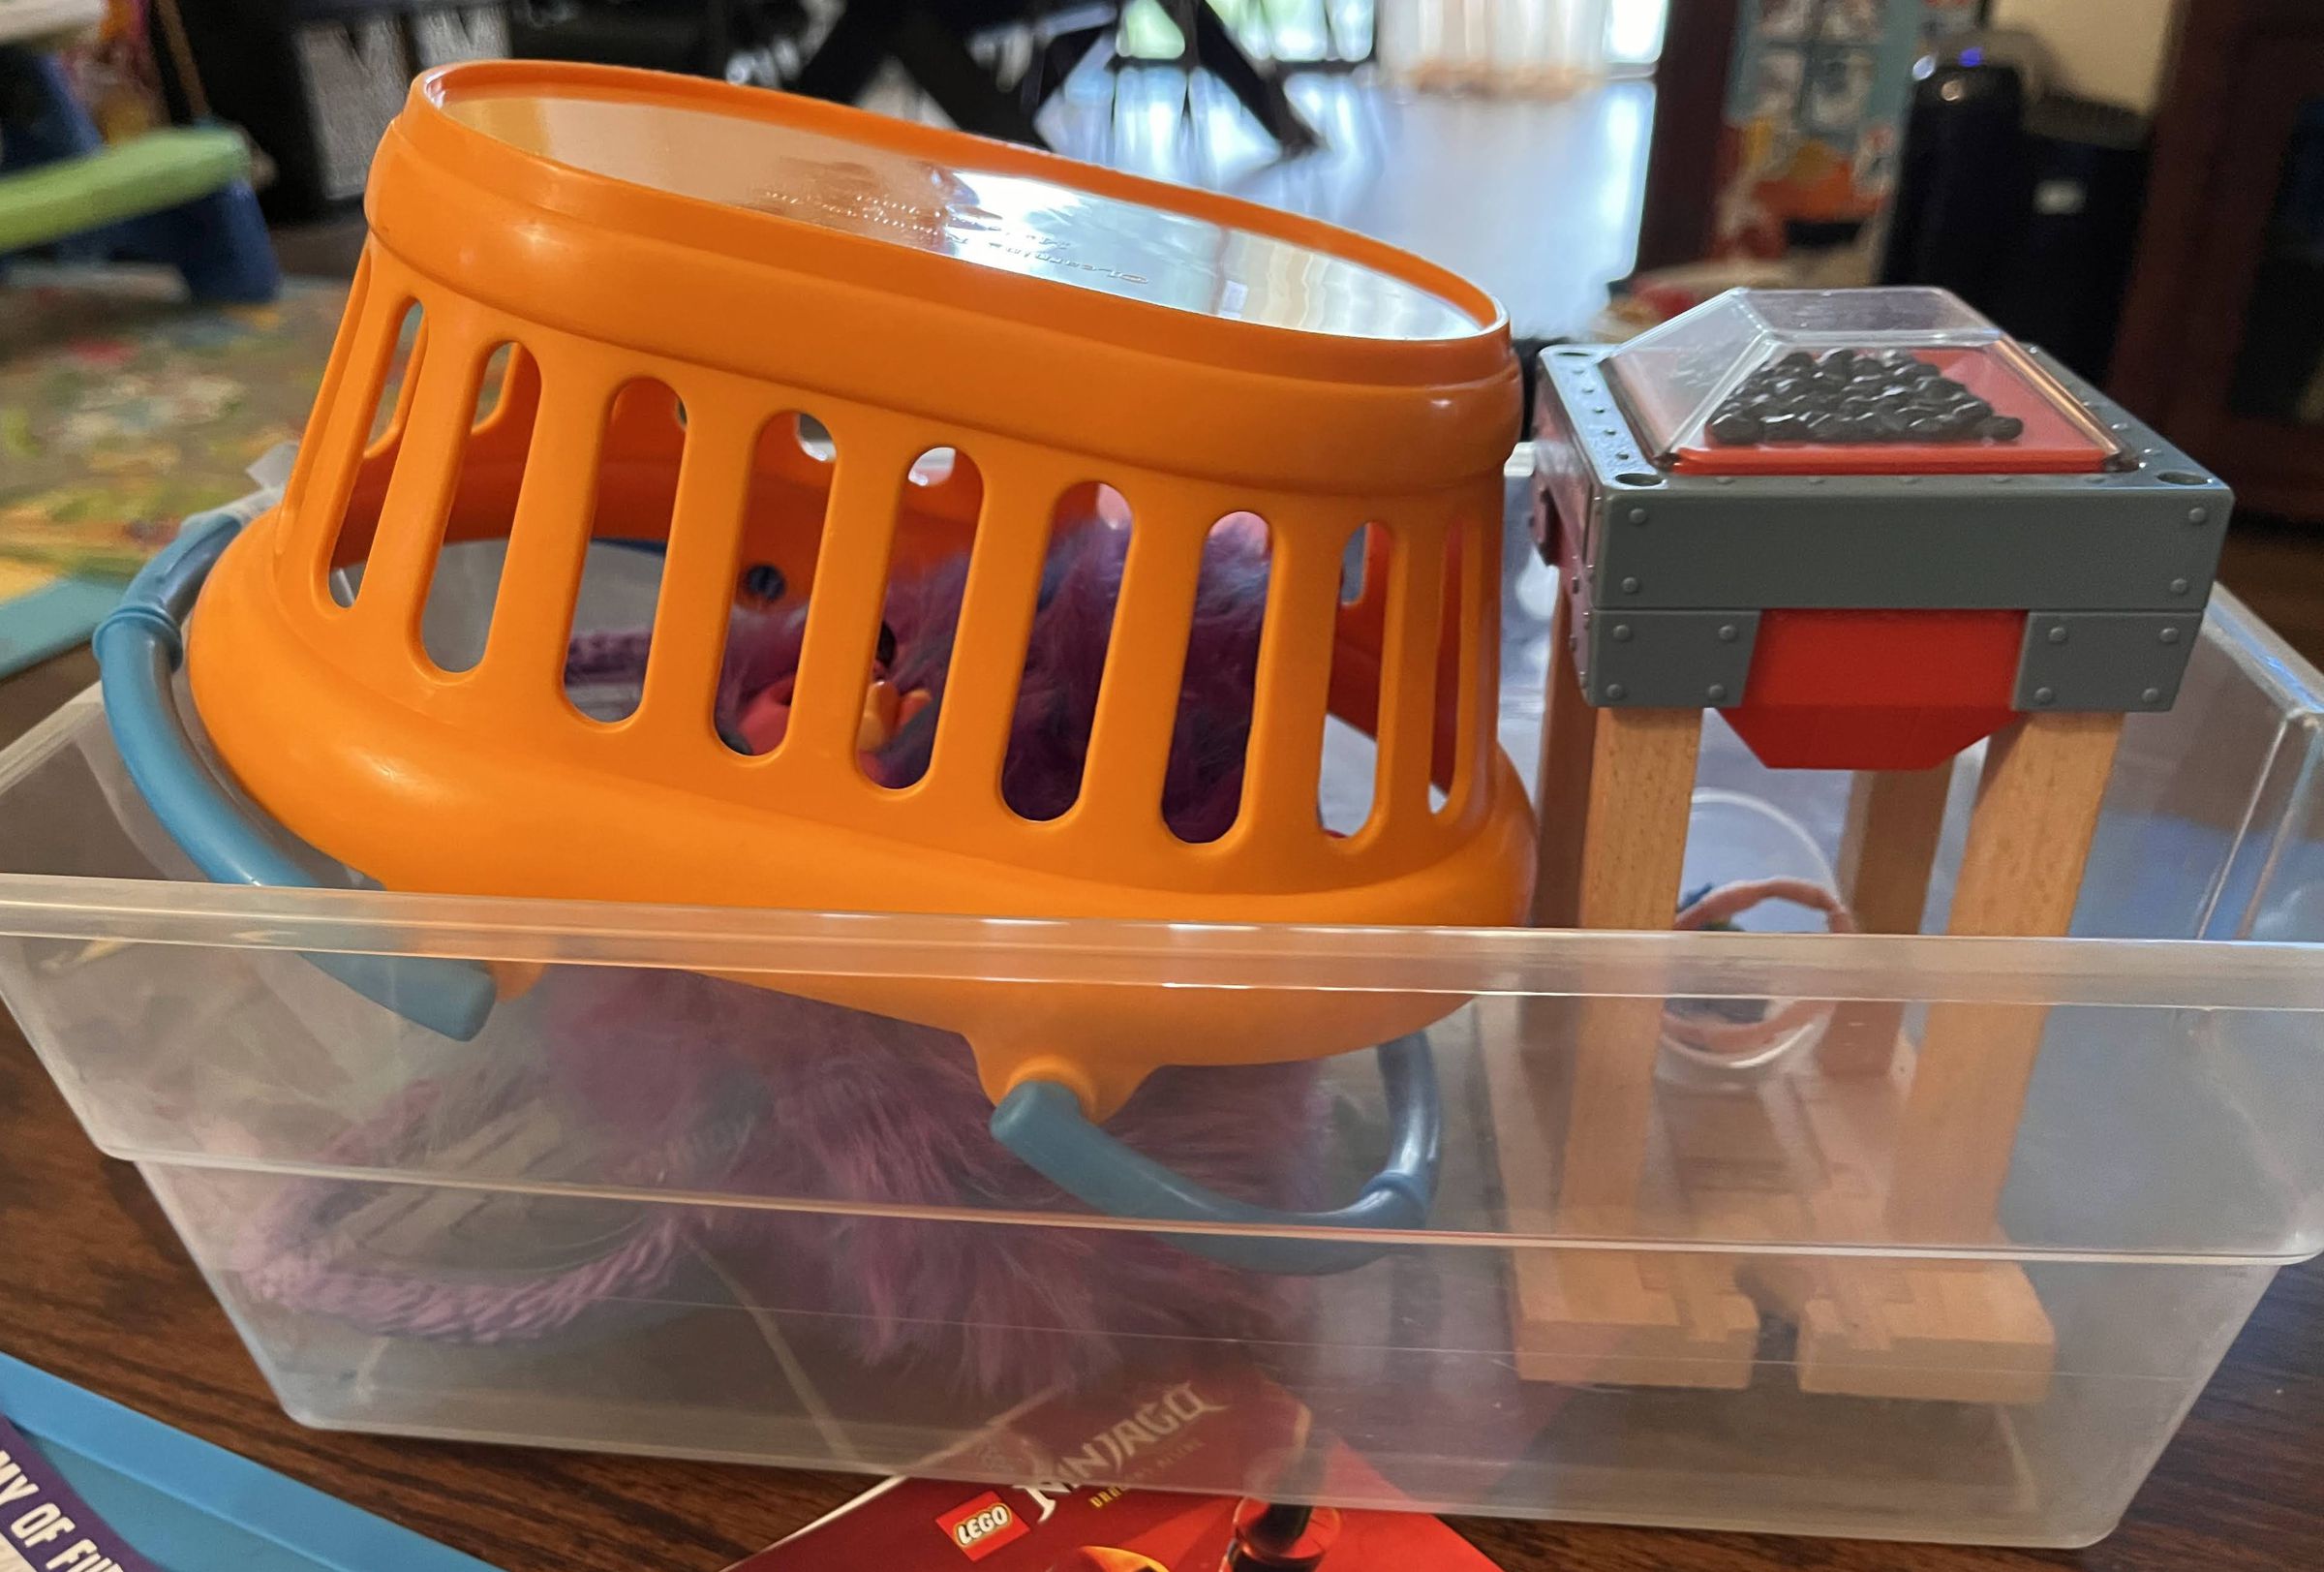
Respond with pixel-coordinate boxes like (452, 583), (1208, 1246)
(1707, 349), (2027, 447)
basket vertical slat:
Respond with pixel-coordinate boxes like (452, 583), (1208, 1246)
(1073, 507), (1212, 856)
(918, 458), (1067, 817)
(1239, 513), (1342, 855)
(279, 251), (375, 561)
(1447, 504), (1497, 823)
(1372, 519), (1451, 842)
(350, 311), (488, 662)
(288, 265), (408, 601)
(632, 395), (761, 749)
(474, 355), (619, 706)
(783, 422), (914, 768)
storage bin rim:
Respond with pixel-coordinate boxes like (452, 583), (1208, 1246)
(5, 582), (2320, 1007)
(394, 61), (1513, 385)
(1, 706), (2322, 1013)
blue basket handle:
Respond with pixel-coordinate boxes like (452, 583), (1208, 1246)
(990, 1033), (1441, 1276)
(93, 509), (498, 1041)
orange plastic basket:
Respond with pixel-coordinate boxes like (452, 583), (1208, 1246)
(176, 62), (1532, 1119)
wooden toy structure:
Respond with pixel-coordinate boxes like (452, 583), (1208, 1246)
(1498, 289), (2232, 1402)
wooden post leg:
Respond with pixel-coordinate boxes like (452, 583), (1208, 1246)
(1488, 704), (1761, 1388)
(1888, 713), (2125, 1239)
(1531, 591), (1598, 929)
(1819, 763), (1956, 1075)
(1762, 729), (2096, 1407)
(1566, 707), (1761, 1384)
(1562, 707), (1702, 1212)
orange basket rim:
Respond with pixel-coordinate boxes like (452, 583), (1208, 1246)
(396, 60), (1513, 385)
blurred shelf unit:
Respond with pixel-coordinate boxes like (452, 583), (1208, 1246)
(160, 1), (509, 223)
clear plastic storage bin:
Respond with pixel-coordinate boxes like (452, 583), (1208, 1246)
(2, 465), (2323, 1548)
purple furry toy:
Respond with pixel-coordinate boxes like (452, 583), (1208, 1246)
(569, 515), (1270, 839)
(545, 968), (1326, 1397)
(258, 519), (1341, 1397)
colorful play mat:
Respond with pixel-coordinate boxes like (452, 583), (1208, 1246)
(0, 265), (346, 674)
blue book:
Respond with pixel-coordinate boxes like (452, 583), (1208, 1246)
(0, 1352), (500, 1571)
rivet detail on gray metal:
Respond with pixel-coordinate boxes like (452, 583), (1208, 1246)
(2014, 612), (2205, 713)
(1575, 609), (1763, 708)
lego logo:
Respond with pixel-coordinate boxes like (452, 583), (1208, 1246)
(956, 1506), (1013, 1546)
(936, 1493), (1028, 1561)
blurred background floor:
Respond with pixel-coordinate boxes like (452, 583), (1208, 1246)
(1040, 67), (1652, 338)
(272, 66), (1654, 342)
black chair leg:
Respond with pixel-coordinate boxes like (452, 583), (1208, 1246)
(793, 0), (1052, 149)
(1026, 23), (1108, 119)
(1189, 1), (1318, 152)
(892, 6), (1052, 146)
(790, 0), (904, 104)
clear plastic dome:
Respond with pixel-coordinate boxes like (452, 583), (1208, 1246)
(1604, 287), (2121, 476)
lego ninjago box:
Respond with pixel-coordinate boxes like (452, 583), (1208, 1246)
(729, 1363), (1501, 1571)
(732, 1475), (1499, 1571)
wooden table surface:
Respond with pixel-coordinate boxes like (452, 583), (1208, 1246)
(2, 644), (2321, 1572)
